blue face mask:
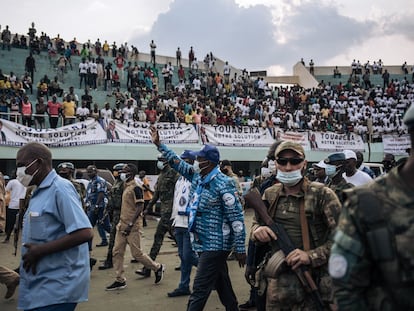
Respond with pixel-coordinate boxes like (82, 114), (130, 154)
(276, 169), (303, 187)
(325, 164), (337, 177)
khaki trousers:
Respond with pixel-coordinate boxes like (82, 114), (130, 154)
(112, 220), (160, 282)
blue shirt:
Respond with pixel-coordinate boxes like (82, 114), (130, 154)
(86, 175), (107, 206)
(18, 170), (92, 310)
(159, 144), (246, 254)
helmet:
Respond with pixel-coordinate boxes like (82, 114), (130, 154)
(57, 162), (75, 170)
(113, 163), (126, 171)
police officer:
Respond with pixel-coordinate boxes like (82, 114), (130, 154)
(324, 152), (354, 203)
(57, 162), (86, 209)
(136, 154), (179, 277)
(85, 165), (111, 248)
(251, 141), (341, 310)
(99, 163), (125, 270)
(329, 104), (414, 309)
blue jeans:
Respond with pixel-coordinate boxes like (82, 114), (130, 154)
(26, 303), (77, 311)
(175, 227), (198, 290)
(87, 207), (111, 248)
(187, 251), (238, 311)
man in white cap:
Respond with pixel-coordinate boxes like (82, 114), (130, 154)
(342, 149), (372, 186)
(312, 160), (329, 184)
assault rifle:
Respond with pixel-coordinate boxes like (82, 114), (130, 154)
(244, 189), (324, 311)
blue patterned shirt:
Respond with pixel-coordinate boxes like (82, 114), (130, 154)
(159, 144), (246, 253)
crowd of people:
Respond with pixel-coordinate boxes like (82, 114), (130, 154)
(1, 24), (414, 144)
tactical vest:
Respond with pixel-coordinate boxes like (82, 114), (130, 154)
(351, 188), (414, 309)
(265, 181), (330, 253)
(109, 179), (124, 211)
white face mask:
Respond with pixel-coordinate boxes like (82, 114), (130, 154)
(157, 161), (166, 170)
(276, 168), (303, 187)
(261, 167), (272, 179)
(267, 160), (276, 174)
(119, 173), (129, 181)
(16, 159), (39, 187)
(193, 160), (208, 174)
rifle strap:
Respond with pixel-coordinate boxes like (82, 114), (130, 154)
(299, 199), (310, 251)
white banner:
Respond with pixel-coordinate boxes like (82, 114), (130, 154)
(200, 125), (275, 147)
(0, 119), (107, 147)
(275, 129), (311, 151)
(309, 131), (365, 151)
(382, 134), (411, 155)
(107, 120), (199, 144)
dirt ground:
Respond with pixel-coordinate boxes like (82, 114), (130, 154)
(0, 209), (255, 311)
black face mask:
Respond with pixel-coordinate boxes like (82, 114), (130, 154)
(59, 172), (70, 179)
(221, 167), (228, 175)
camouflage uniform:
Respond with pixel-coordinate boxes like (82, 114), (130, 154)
(327, 177), (354, 204)
(251, 177), (341, 310)
(329, 165), (414, 310)
(106, 178), (124, 263)
(148, 166), (179, 260)
(70, 179), (86, 210)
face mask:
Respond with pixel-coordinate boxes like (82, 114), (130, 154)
(16, 159), (39, 187)
(157, 161), (166, 170)
(193, 160), (208, 174)
(268, 160), (276, 174)
(325, 164), (337, 177)
(276, 168), (303, 187)
(120, 173), (129, 181)
(221, 167), (229, 175)
(261, 167), (272, 179)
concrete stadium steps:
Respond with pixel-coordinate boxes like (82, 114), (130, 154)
(0, 48), (193, 110)
(315, 73), (410, 88)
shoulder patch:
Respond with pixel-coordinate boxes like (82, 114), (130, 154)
(329, 253), (348, 279)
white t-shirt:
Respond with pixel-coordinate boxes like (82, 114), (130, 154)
(342, 170), (372, 187)
(5, 179), (27, 209)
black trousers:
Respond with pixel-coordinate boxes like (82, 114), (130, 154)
(187, 251), (238, 311)
(5, 207), (19, 238)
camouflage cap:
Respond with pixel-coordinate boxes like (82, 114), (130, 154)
(57, 162), (75, 170)
(275, 141), (305, 158)
(113, 163), (126, 171)
(403, 104), (414, 129)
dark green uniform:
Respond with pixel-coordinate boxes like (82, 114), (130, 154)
(252, 178), (341, 310)
(327, 177), (354, 204)
(330, 165), (414, 310)
(148, 166), (179, 260)
(106, 178), (124, 262)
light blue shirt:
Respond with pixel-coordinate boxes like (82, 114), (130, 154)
(18, 170), (92, 310)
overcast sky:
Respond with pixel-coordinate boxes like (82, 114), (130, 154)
(2, 0), (413, 75)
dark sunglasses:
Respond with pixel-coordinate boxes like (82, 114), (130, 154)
(276, 157), (304, 166)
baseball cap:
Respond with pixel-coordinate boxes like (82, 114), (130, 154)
(180, 150), (195, 160)
(403, 104), (414, 129)
(113, 163), (126, 171)
(220, 159), (232, 167)
(275, 141), (305, 158)
(313, 160), (327, 169)
(57, 162), (75, 170)
(325, 152), (345, 164)
(191, 144), (220, 164)
(343, 150), (357, 160)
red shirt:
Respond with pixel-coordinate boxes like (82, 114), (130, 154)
(47, 101), (61, 116)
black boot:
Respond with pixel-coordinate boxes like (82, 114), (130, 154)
(98, 259), (113, 270)
(135, 267), (151, 278)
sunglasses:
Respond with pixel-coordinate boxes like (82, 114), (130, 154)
(276, 157), (305, 166)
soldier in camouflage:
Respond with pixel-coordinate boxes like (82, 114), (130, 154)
(57, 162), (86, 209)
(329, 103), (414, 309)
(137, 154), (179, 277)
(99, 163), (125, 270)
(251, 141), (341, 310)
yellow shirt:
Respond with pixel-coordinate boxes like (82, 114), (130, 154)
(62, 100), (76, 117)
